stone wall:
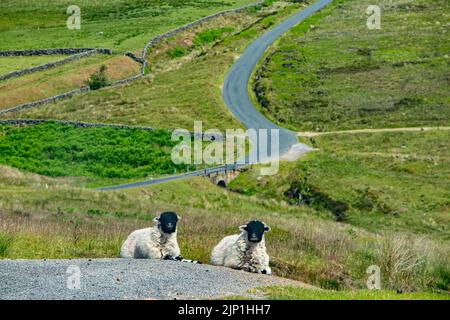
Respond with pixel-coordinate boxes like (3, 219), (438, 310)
(0, 49), (99, 82)
(139, 1), (265, 74)
(0, 119), (223, 141)
(110, 73), (143, 86)
(0, 48), (112, 56)
(0, 119), (154, 130)
(124, 52), (146, 64)
(0, 87), (90, 116)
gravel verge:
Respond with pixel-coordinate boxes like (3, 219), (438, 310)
(0, 258), (311, 300)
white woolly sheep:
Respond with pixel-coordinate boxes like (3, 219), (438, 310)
(120, 211), (181, 260)
(210, 220), (271, 274)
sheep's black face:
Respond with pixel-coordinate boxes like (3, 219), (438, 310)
(157, 212), (179, 234)
(243, 220), (270, 243)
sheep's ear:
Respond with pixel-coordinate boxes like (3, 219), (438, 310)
(264, 224), (271, 232)
(153, 217), (160, 223)
(239, 225), (247, 232)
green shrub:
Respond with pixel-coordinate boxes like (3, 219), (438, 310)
(168, 46), (187, 58)
(427, 260), (450, 291)
(0, 234), (13, 257)
(193, 27), (234, 46)
(262, 0), (275, 7)
(86, 65), (110, 90)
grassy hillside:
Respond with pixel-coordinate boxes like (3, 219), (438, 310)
(0, 0), (257, 51)
(229, 129), (450, 239)
(252, 0), (449, 131)
(9, 2), (301, 130)
(0, 0), (258, 110)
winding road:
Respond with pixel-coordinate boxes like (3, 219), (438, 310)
(98, 0), (332, 191)
(223, 0), (332, 158)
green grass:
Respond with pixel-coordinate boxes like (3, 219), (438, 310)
(255, 286), (450, 300)
(0, 233), (13, 257)
(252, 0), (450, 131)
(230, 130), (450, 239)
(0, 56), (67, 74)
(0, 0), (257, 51)
(0, 122), (197, 179)
(10, 2), (303, 130)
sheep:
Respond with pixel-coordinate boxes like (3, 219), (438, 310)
(120, 211), (182, 260)
(211, 220), (271, 274)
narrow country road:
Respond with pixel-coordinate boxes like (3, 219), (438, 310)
(0, 259), (312, 300)
(223, 0), (333, 158)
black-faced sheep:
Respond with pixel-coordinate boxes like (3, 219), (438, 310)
(120, 211), (183, 260)
(210, 220), (271, 274)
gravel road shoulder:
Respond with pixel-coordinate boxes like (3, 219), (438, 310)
(0, 259), (312, 300)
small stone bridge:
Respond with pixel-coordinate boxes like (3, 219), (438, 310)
(97, 164), (246, 191)
(206, 167), (241, 187)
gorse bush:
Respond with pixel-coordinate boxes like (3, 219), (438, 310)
(86, 65), (110, 90)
